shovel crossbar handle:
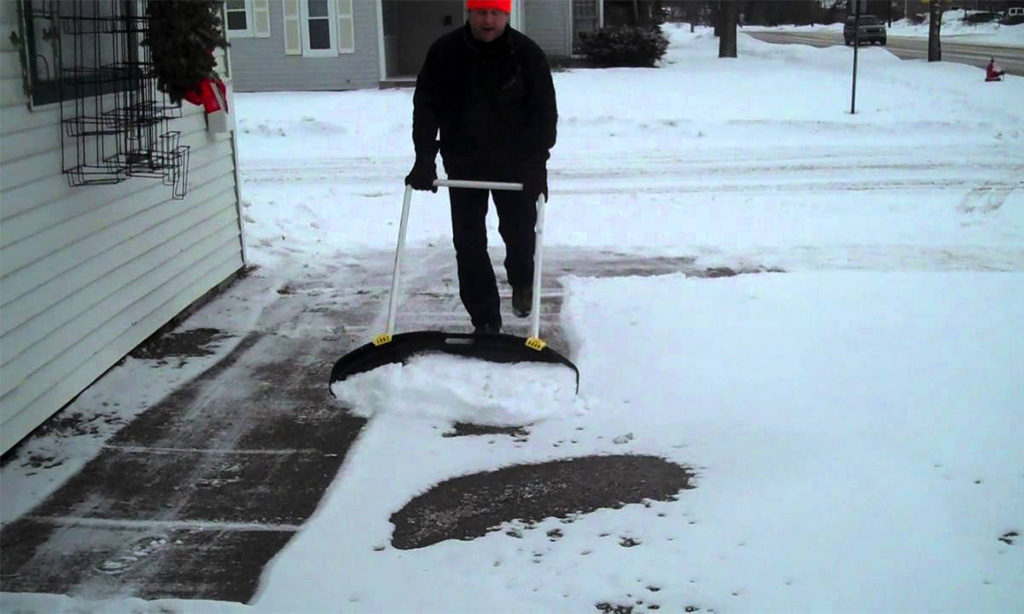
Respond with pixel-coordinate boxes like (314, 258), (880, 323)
(433, 179), (524, 191)
(384, 179), (547, 350)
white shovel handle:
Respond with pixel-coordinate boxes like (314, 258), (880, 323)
(433, 179), (523, 191)
(528, 193), (546, 341)
(382, 186), (414, 338)
(383, 180), (546, 346)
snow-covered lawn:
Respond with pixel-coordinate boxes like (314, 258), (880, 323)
(2, 24), (1023, 614)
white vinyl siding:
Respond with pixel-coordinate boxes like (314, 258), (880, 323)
(0, 3), (246, 453)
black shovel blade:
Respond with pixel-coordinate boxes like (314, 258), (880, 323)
(329, 330), (579, 394)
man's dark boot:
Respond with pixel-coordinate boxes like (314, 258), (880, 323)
(474, 322), (501, 335)
(512, 286), (532, 318)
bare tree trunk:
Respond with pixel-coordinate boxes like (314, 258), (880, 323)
(719, 0), (737, 57)
(928, 0), (942, 61)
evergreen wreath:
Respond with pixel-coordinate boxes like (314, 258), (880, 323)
(145, 0), (229, 104)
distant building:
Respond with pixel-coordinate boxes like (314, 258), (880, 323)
(227, 0), (606, 91)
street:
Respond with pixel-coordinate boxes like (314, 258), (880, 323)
(746, 29), (1024, 76)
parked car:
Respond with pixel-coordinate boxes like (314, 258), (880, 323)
(1003, 7), (1024, 25)
(844, 15), (887, 45)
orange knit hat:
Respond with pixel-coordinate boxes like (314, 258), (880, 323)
(466, 0), (511, 12)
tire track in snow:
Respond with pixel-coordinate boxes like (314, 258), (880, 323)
(240, 148), (1023, 199)
(958, 166), (1024, 214)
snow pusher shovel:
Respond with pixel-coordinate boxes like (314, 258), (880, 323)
(329, 179), (579, 394)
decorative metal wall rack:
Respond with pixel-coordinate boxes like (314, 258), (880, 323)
(28, 1), (190, 199)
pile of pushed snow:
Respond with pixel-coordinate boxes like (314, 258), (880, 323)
(330, 353), (584, 426)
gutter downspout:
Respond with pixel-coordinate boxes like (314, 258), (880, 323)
(375, 0), (387, 82)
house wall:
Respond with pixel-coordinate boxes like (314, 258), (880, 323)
(230, 0), (381, 91)
(524, 0), (572, 59)
(0, 3), (246, 453)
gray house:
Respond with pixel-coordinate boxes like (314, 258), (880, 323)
(1, 1), (246, 452)
(228, 0), (605, 91)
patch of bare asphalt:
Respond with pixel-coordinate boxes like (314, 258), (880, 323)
(389, 454), (696, 550)
(442, 422), (529, 439)
(550, 250), (783, 279)
(596, 601), (706, 613)
(128, 327), (232, 367)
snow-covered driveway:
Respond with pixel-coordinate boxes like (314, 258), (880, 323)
(2, 24), (1022, 614)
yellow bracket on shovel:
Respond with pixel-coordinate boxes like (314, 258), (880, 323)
(525, 337), (546, 351)
(373, 334), (393, 346)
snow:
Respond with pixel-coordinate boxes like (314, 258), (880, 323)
(330, 354), (583, 426)
(3, 23), (1024, 613)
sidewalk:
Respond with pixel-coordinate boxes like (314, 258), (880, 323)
(0, 249), (719, 603)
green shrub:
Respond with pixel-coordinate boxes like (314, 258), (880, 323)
(578, 25), (669, 68)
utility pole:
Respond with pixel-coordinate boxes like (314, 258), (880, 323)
(719, 0), (737, 57)
(928, 0), (942, 61)
(850, 0), (861, 114)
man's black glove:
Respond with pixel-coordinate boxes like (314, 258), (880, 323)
(523, 164), (548, 203)
(405, 159), (437, 192)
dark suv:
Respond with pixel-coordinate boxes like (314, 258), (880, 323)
(844, 15), (887, 45)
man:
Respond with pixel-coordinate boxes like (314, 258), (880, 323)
(405, 0), (558, 335)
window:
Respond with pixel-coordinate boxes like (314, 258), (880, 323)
(19, 1), (59, 106)
(18, 0), (141, 108)
(226, 0), (252, 36)
(300, 0), (334, 55)
(284, 0), (354, 56)
(225, 0), (270, 39)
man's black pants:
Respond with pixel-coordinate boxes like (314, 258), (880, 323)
(449, 186), (537, 329)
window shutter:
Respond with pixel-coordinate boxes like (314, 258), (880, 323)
(336, 0), (354, 54)
(253, 0), (271, 38)
(283, 0), (301, 55)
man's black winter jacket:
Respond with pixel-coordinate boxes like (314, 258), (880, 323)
(412, 24), (557, 179)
